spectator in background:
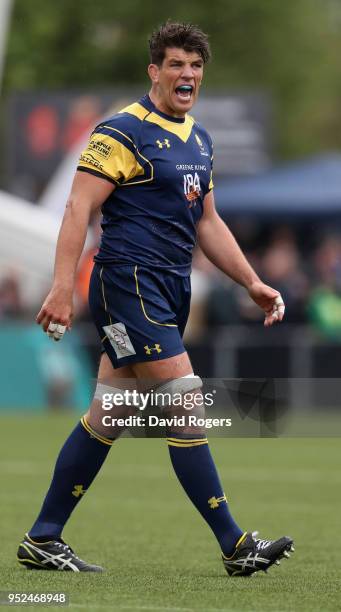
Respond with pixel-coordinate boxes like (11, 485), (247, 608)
(61, 96), (101, 152)
(0, 272), (23, 319)
(204, 225), (310, 328)
(261, 227), (309, 324)
(191, 247), (244, 329)
(308, 235), (341, 338)
(184, 247), (217, 340)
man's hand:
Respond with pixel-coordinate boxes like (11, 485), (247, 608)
(36, 285), (74, 341)
(247, 281), (285, 327)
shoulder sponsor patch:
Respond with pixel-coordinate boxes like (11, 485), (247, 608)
(79, 129), (145, 183)
(79, 152), (104, 171)
(102, 322), (136, 358)
(88, 139), (113, 159)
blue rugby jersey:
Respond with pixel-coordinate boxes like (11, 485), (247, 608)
(77, 95), (214, 276)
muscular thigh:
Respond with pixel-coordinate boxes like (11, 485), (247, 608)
(132, 351), (193, 381)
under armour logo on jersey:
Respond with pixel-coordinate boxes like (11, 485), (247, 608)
(208, 494), (227, 509)
(72, 484), (86, 498)
(144, 344), (162, 355)
(156, 139), (170, 149)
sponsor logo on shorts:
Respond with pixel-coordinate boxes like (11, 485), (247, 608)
(103, 322), (136, 358)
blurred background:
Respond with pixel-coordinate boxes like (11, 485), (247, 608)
(1, 0), (341, 413)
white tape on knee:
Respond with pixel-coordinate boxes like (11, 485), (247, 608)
(94, 383), (140, 408)
(153, 373), (203, 407)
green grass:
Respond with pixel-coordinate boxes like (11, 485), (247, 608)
(0, 415), (340, 611)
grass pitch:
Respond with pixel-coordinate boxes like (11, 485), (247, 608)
(0, 414), (340, 611)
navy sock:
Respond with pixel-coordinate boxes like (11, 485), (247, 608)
(167, 436), (244, 556)
(29, 417), (113, 540)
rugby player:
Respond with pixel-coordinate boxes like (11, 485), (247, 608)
(17, 22), (293, 576)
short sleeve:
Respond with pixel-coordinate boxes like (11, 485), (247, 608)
(77, 124), (144, 185)
(208, 141), (214, 191)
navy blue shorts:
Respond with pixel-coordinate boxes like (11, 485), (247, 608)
(89, 263), (191, 368)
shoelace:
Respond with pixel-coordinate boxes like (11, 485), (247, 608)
(254, 538), (273, 550)
(251, 531), (273, 550)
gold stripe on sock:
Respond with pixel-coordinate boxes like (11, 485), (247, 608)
(81, 416), (113, 446)
(166, 439), (208, 448)
(166, 437), (208, 444)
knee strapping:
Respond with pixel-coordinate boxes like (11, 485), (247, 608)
(94, 375), (203, 411)
(153, 373), (203, 408)
(94, 383), (139, 409)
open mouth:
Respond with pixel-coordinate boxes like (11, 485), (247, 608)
(175, 84), (193, 101)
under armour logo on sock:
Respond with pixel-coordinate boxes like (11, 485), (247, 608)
(72, 484), (86, 498)
(208, 494), (227, 509)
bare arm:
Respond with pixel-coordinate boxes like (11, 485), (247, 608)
(197, 190), (284, 326)
(37, 171), (115, 332)
(198, 191), (260, 287)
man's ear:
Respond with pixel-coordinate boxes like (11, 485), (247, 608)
(148, 63), (159, 84)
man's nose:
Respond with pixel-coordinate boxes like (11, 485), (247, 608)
(181, 64), (195, 78)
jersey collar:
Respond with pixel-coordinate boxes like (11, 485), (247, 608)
(139, 94), (186, 124)
(118, 97), (195, 143)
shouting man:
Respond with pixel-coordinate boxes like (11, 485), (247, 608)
(18, 22), (293, 576)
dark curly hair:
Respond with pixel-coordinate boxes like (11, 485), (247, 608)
(149, 21), (211, 66)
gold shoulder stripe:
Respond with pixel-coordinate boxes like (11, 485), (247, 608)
(79, 131), (145, 185)
(101, 125), (154, 186)
(118, 102), (151, 121)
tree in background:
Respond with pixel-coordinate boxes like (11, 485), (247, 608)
(3, 0), (341, 159)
